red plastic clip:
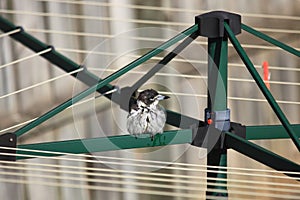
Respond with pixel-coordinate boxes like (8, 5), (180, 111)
(207, 118), (213, 125)
(262, 61), (271, 90)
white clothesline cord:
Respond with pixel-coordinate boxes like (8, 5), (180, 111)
(88, 68), (300, 87)
(0, 51), (297, 105)
(227, 96), (300, 105)
(56, 48), (300, 73)
(0, 87), (117, 133)
(0, 47), (52, 70)
(1, 159), (299, 189)
(0, 159), (299, 190)
(1, 146), (300, 180)
(2, 163), (297, 194)
(0, 9), (188, 26)
(0, 179), (208, 199)
(26, 28), (300, 52)
(0, 68), (83, 99)
(0, 28), (21, 38)
(0, 164), (299, 199)
(1, 9), (300, 35)
(0, 89), (298, 134)
(0, 150), (299, 199)
(0, 118), (38, 134)
(1, 177), (296, 200)
(0, 178), (252, 200)
(35, 0), (300, 21)
(159, 91), (300, 105)
(0, 90), (298, 134)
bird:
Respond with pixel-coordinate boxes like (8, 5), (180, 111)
(127, 89), (169, 139)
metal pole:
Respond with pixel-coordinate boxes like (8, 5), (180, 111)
(206, 36), (229, 198)
(195, 11), (241, 199)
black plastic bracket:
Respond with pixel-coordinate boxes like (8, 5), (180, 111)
(230, 122), (246, 139)
(0, 133), (17, 161)
(192, 122), (246, 149)
(191, 125), (209, 147)
(195, 11), (241, 38)
(191, 124), (223, 149)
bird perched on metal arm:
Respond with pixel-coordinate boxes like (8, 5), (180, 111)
(127, 89), (169, 139)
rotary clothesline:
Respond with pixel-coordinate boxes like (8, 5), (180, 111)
(0, 12), (299, 148)
(0, 13), (299, 140)
(0, 10), (299, 199)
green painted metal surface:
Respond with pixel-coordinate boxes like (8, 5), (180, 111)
(225, 132), (300, 179)
(207, 38), (228, 111)
(206, 35), (229, 197)
(14, 24), (198, 137)
(225, 22), (300, 152)
(246, 124), (300, 140)
(16, 129), (192, 160)
(241, 24), (300, 57)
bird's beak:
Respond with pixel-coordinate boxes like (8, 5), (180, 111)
(156, 94), (170, 101)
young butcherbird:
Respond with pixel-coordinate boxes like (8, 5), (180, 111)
(127, 89), (169, 139)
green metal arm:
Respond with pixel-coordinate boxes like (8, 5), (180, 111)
(246, 124), (300, 140)
(16, 129), (192, 160)
(12, 23), (198, 137)
(225, 132), (300, 179)
(225, 22), (300, 152)
(241, 24), (300, 57)
(126, 31), (199, 98)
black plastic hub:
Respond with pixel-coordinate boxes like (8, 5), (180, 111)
(195, 11), (241, 38)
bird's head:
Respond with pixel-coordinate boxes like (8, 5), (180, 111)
(137, 89), (169, 107)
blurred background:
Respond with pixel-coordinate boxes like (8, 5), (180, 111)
(0, 0), (299, 199)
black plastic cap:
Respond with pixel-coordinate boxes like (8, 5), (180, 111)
(0, 133), (17, 161)
(195, 11), (241, 38)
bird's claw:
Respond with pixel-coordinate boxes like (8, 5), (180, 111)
(150, 134), (154, 141)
